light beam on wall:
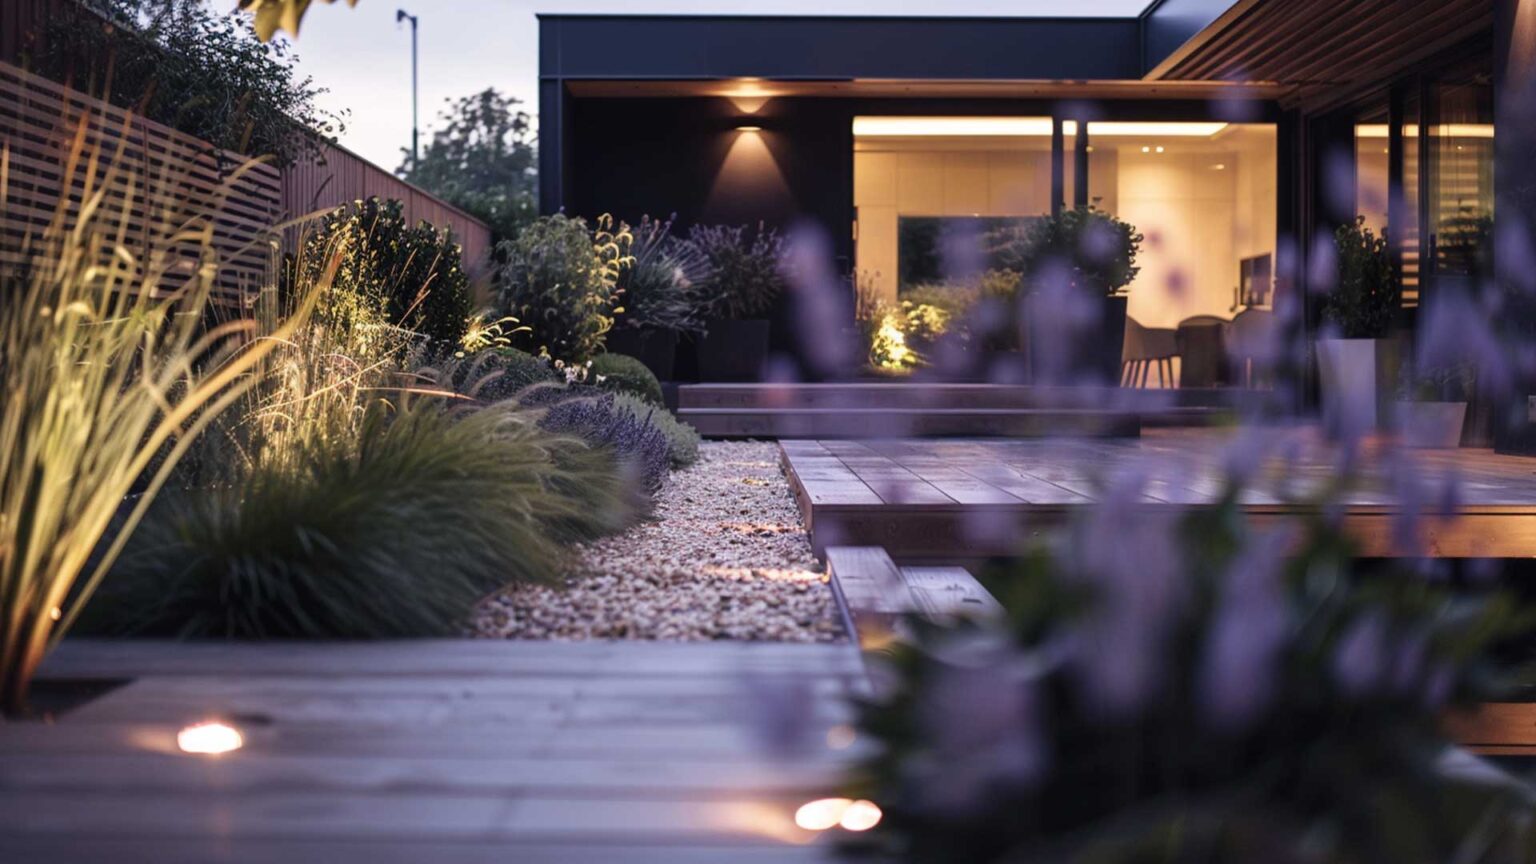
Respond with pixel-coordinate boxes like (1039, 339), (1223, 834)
(706, 126), (793, 224)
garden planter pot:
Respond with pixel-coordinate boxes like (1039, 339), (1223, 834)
(603, 327), (678, 381)
(1317, 337), (1400, 434)
(696, 318), (769, 382)
(1022, 294), (1128, 385)
(1398, 401), (1467, 449)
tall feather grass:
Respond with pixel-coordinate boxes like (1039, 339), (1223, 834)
(89, 398), (629, 638)
(0, 117), (325, 713)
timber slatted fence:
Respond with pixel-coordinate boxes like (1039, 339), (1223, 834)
(0, 57), (493, 301)
(0, 60), (283, 302)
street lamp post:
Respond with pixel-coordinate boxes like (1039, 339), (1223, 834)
(397, 8), (419, 171)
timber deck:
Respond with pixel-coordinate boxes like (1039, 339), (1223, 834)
(781, 429), (1536, 561)
(0, 639), (867, 863)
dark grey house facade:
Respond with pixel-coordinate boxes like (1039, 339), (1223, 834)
(539, 0), (1535, 438)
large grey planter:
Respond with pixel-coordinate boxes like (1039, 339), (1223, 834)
(1317, 337), (1400, 434)
(1398, 401), (1467, 449)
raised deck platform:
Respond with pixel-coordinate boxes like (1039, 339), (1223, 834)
(679, 383), (1244, 439)
(781, 430), (1536, 561)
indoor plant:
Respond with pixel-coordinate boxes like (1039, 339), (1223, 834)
(1002, 205), (1141, 384)
(1397, 362), (1475, 448)
(687, 222), (786, 382)
(1318, 216), (1400, 433)
(607, 214), (712, 380)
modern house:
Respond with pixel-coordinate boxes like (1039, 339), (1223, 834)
(539, 0), (1530, 428)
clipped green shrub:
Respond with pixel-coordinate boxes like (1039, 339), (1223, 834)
(1000, 204), (1142, 296)
(591, 353), (665, 406)
(610, 392), (700, 468)
(300, 197), (473, 344)
(87, 400), (630, 639)
(495, 213), (633, 362)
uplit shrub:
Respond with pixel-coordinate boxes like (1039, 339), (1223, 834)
(299, 197), (473, 344)
(591, 353), (665, 406)
(687, 222), (787, 320)
(88, 400), (630, 639)
(539, 392), (672, 497)
(615, 214), (713, 335)
(495, 213), (633, 362)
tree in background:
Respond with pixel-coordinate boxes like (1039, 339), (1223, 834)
(397, 88), (538, 245)
(237, 0), (357, 41)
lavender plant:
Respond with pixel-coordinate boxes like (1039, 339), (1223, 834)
(538, 392), (672, 497)
(846, 456), (1536, 863)
(687, 222), (787, 320)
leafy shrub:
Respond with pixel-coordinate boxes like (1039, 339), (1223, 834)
(609, 393), (700, 468)
(999, 204), (1142, 296)
(687, 222), (786, 320)
(539, 393), (671, 497)
(87, 400), (629, 639)
(300, 197), (473, 345)
(495, 213), (633, 362)
(615, 214), (713, 335)
(35, 1), (341, 166)
(1324, 216), (1397, 339)
(591, 353), (665, 406)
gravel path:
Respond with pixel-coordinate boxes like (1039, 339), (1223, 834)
(472, 440), (846, 642)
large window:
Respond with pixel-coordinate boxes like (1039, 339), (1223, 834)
(853, 116), (1055, 305)
(1085, 122), (1278, 329)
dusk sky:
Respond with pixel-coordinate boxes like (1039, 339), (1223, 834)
(279, 0), (1151, 170)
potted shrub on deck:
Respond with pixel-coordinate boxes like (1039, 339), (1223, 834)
(1317, 216), (1400, 433)
(687, 222), (786, 382)
(1003, 204), (1142, 385)
(1398, 362), (1474, 448)
(606, 214), (712, 381)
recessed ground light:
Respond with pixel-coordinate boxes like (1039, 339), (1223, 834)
(839, 800), (883, 832)
(177, 721), (243, 755)
(795, 798), (852, 831)
(1212, 163), (1226, 170)
(736, 125), (763, 132)
(1141, 146), (1151, 153)
(1155, 145), (1165, 153)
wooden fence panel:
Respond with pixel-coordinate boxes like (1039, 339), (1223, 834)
(0, 60), (282, 301)
(281, 142), (492, 275)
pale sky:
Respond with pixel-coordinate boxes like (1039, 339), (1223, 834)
(277, 1), (1151, 171)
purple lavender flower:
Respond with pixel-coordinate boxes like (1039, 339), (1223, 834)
(1332, 611), (1389, 697)
(1198, 528), (1294, 731)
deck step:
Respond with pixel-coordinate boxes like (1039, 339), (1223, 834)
(678, 382), (1251, 411)
(825, 547), (1002, 650)
(679, 407), (1141, 439)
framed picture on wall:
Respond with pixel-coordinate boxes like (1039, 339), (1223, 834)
(1239, 253), (1272, 307)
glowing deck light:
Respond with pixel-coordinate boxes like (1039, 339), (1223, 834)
(736, 125), (763, 132)
(795, 798), (852, 831)
(177, 721), (243, 755)
(839, 800), (883, 832)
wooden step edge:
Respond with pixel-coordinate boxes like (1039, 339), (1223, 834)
(825, 547), (916, 652)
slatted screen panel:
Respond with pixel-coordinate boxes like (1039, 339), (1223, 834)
(281, 142), (493, 275)
(0, 60), (283, 302)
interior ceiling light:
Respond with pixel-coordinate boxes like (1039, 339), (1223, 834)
(853, 116), (1053, 136)
(1355, 123), (1494, 138)
(1086, 121), (1228, 137)
(853, 118), (1230, 138)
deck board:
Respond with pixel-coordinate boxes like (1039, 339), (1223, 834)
(781, 429), (1536, 560)
(1, 640), (864, 861)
